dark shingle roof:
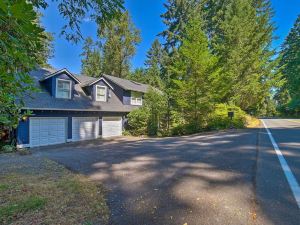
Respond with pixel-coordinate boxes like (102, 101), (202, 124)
(74, 74), (95, 84)
(103, 74), (150, 93)
(39, 68), (81, 83)
(22, 68), (144, 112)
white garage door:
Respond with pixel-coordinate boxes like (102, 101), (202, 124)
(30, 118), (67, 147)
(102, 117), (122, 138)
(72, 117), (99, 141)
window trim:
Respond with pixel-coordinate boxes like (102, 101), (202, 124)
(130, 91), (143, 106)
(95, 85), (107, 102)
(56, 78), (72, 99)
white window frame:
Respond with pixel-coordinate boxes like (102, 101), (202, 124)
(95, 85), (107, 102)
(56, 78), (72, 99)
(130, 91), (143, 106)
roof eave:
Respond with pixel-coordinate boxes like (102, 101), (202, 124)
(39, 68), (81, 83)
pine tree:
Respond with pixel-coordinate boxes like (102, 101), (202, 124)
(126, 68), (148, 84)
(160, 0), (202, 52)
(280, 15), (300, 100)
(144, 39), (164, 89)
(212, 0), (279, 112)
(276, 14), (300, 114)
(170, 17), (219, 130)
(101, 11), (140, 78)
(80, 37), (102, 77)
(160, 0), (203, 129)
(202, 0), (229, 42)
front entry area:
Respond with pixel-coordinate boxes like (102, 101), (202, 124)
(30, 117), (67, 147)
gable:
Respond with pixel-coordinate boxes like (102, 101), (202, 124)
(41, 72), (76, 98)
(40, 68), (81, 84)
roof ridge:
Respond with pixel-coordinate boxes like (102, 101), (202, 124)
(103, 74), (145, 85)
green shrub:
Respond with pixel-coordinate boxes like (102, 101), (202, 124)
(171, 124), (187, 136)
(207, 104), (247, 129)
(127, 107), (150, 136)
(1, 145), (15, 153)
(171, 122), (202, 136)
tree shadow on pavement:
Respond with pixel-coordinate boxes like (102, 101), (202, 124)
(33, 127), (300, 225)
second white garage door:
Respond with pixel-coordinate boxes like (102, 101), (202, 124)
(72, 117), (99, 141)
(102, 117), (122, 138)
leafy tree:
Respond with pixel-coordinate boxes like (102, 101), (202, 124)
(279, 14), (300, 106)
(31, 0), (124, 43)
(170, 17), (219, 130)
(127, 88), (167, 136)
(1, 0), (124, 143)
(101, 11), (140, 78)
(0, 0), (47, 130)
(127, 107), (150, 136)
(80, 37), (102, 77)
(144, 88), (168, 135)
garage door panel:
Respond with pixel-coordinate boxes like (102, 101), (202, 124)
(72, 117), (99, 141)
(30, 118), (67, 147)
(102, 117), (122, 138)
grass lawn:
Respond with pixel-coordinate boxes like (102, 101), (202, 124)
(0, 156), (109, 225)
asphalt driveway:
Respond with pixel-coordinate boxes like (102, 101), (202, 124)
(34, 130), (260, 225)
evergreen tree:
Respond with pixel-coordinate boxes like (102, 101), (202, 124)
(101, 11), (140, 78)
(170, 17), (219, 130)
(126, 68), (148, 84)
(280, 15), (300, 101)
(212, 0), (279, 112)
(80, 37), (102, 77)
(160, 0), (202, 52)
(144, 39), (164, 89)
(202, 0), (229, 42)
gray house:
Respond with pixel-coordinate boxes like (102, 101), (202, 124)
(17, 68), (149, 148)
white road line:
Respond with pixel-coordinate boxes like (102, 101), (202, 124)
(262, 120), (300, 208)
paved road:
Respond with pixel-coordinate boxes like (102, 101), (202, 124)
(33, 120), (300, 225)
(256, 119), (300, 225)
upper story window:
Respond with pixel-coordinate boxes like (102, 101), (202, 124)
(96, 85), (107, 102)
(131, 91), (143, 105)
(56, 79), (71, 99)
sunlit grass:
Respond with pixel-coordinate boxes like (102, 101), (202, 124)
(246, 115), (261, 128)
(0, 159), (109, 225)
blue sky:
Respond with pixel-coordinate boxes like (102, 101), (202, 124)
(41, 0), (300, 74)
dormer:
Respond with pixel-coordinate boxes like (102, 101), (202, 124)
(130, 91), (143, 105)
(81, 77), (114, 102)
(102, 75), (149, 106)
(39, 68), (80, 99)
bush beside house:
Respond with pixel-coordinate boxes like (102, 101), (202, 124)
(127, 101), (250, 137)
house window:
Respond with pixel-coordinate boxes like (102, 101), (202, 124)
(96, 85), (107, 102)
(131, 91), (143, 105)
(56, 79), (71, 99)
